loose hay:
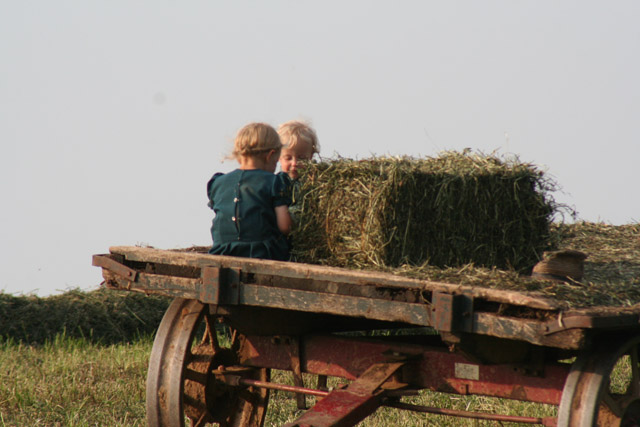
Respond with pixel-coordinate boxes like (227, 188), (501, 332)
(0, 288), (170, 344)
(323, 221), (640, 309)
(292, 151), (559, 271)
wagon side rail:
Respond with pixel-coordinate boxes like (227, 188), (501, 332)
(94, 247), (640, 350)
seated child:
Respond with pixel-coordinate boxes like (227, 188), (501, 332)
(277, 120), (320, 180)
(206, 122), (292, 261)
(276, 122), (319, 260)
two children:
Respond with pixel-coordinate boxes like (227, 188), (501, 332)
(207, 121), (318, 261)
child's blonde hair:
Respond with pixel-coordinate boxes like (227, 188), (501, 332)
(277, 120), (320, 155)
(232, 122), (282, 158)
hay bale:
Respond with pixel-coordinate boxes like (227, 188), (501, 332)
(291, 151), (558, 271)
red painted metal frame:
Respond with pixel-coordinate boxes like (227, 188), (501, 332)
(230, 378), (557, 425)
(282, 362), (407, 427)
(238, 334), (570, 406)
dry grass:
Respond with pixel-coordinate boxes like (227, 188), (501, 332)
(0, 288), (170, 344)
(343, 221), (640, 309)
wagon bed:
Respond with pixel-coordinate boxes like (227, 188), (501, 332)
(94, 246), (640, 426)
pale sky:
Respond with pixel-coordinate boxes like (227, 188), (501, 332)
(1, 1), (639, 296)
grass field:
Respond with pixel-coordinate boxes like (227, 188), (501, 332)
(0, 335), (149, 426)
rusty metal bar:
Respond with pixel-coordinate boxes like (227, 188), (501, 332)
(235, 378), (557, 426)
(284, 362), (406, 427)
(237, 378), (419, 399)
(200, 266), (221, 304)
(387, 401), (557, 426)
(92, 254), (137, 281)
(236, 378), (330, 397)
(431, 291), (473, 332)
(543, 312), (640, 335)
(288, 336), (308, 409)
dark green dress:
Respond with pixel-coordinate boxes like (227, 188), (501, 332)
(207, 169), (292, 261)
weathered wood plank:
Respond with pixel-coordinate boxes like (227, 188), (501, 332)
(473, 312), (586, 350)
(103, 270), (199, 299)
(104, 268), (430, 325)
(99, 259), (589, 347)
(108, 246), (562, 310)
(236, 284), (431, 326)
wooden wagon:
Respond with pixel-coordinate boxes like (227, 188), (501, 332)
(93, 246), (640, 426)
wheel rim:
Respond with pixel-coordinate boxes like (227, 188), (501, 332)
(146, 298), (269, 427)
(558, 335), (640, 427)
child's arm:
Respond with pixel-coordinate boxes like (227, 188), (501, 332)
(275, 205), (292, 236)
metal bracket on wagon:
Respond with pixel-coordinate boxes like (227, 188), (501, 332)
(431, 291), (474, 333)
(543, 312), (640, 335)
(200, 266), (241, 305)
(92, 254), (138, 282)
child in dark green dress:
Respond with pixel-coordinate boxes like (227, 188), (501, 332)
(207, 123), (292, 261)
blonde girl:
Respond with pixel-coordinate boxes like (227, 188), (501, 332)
(207, 122), (292, 260)
(277, 120), (320, 179)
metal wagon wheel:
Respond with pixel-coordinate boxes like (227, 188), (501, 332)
(558, 335), (640, 427)
(146, 298), (270, 427)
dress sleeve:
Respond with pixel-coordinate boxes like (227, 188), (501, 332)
(273, 172), (293, 207)
(206, 172), (224, 210)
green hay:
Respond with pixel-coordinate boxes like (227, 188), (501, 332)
(315, 221), (640, 309)
(292, 151), (559, 271)
(0, 288), (170, 344)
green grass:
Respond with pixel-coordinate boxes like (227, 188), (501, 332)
(0, 334), (556, 426)
(0, 334), (150, 426)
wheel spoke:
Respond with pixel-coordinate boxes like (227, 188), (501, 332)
(192, 412), (211, 427)
(237, 388), (260, 405)
(231, 329), (238, 347)
(603, 391), (625, 417)
(631, 345), (640, 397)
(203, 314), (221, 352)
(184, 367), (209, 385)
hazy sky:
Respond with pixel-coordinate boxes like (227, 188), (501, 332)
(1, 1), (639, 296)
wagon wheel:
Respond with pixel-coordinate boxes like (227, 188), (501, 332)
(146, 298), (270, 427)
(558, 335), (640, 427)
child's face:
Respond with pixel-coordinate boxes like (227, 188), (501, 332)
(280, 142), (314, 179)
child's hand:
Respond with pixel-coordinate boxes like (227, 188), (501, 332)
(275, 205), (292, 235)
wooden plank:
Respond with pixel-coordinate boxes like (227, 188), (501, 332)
(103, 269), (430, 325)
(108, 246), (562, 310)
(103, 270), (200, 299)
(102, 266), (589, 347)
(235, 284), (431, 326)
(473, 312), (586, 350)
